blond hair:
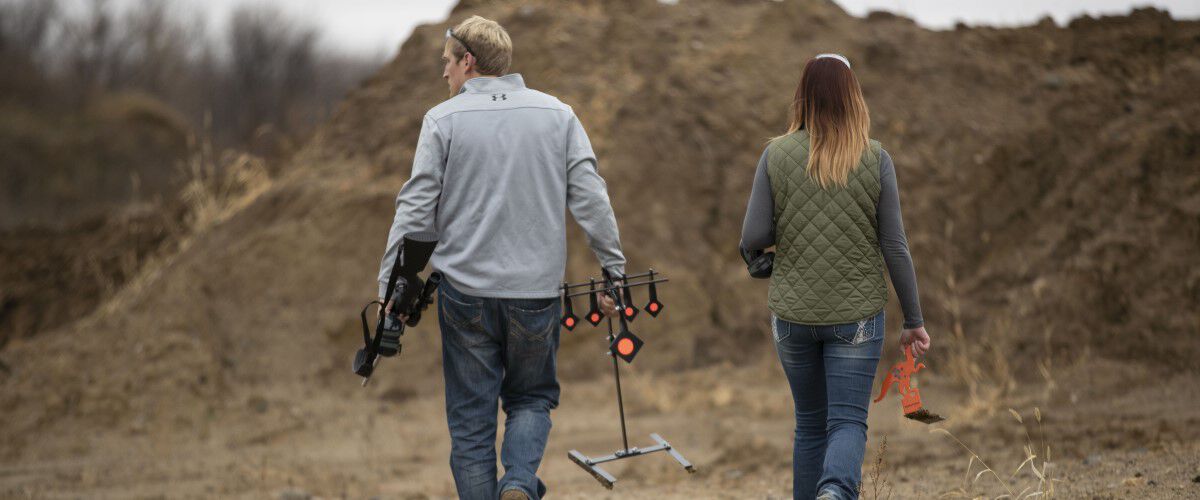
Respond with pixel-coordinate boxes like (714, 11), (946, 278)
(446, 16), (512, 76)
(782, 56), (871, 189)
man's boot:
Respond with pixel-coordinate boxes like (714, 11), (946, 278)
(500, 489), (530, 500)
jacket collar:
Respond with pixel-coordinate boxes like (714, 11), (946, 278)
(460, 73), (526, 94)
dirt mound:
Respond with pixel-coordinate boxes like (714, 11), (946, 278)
(1, 1), (1198, 493)
(0, 91), (191, 229)
(0, 205), (183, 348)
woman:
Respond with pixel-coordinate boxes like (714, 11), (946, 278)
(740, 53), (931, 500)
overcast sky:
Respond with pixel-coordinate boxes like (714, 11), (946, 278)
(101, 0), (1200, 56)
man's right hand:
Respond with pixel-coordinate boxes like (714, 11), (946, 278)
(899, 326), (931, 357)
(379, 299), (409, 324)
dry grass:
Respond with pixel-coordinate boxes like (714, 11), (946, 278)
(93, 125), (274, 320)
(178, 123), (272, 233)
(933, 407), (1058, 499)
(862, 435), (895, 500)
(935, 223), (1062, 498)
(941, 220), (1019, 420)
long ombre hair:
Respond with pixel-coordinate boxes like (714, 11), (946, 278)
(782, 55), (871, 189)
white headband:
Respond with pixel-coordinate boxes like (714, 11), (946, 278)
(815, 53), (851, 69)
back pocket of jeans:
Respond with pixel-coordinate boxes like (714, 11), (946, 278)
(506, 299), (558, 345)
(772, 315), (792, 342)
(440, 290), (486, 335)
(833, 316), (875, 345)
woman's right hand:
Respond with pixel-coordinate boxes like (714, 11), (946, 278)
(899, 326), (931, 357)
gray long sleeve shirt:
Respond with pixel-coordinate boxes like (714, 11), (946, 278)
(740, 148), (924, 328)
(378, 74), (625, 299)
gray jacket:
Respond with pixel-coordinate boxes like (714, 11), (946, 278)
(378, 74), (625, 299)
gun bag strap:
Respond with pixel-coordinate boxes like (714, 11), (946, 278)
(361, 238), (409, 353)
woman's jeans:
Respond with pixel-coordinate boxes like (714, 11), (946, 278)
(773, 310), (884, 500)
(437, 280), (561, 500)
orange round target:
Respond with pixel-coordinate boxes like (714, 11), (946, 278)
(649, 303), (659, 312)
(565, 318), (575, 327)
(617, 338), (635, 356)
(590, 313), (600, 322)
(625, 308), (634, 317)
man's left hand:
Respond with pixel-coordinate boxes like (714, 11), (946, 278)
(597, 293), (619, 317)
(597, 278), (624, 317)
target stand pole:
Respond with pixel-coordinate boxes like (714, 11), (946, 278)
(608, 317), (632, 452)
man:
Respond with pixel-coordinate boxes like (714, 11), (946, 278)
(376, 15), (625, 500)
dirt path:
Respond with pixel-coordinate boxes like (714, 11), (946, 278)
(4, 354), (1197, 499)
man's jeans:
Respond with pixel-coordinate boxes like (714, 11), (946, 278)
(773, 310), (884, 500)
(438, 280), (561, 500)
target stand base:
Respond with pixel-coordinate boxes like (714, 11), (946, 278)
(567, 433), (696, 489)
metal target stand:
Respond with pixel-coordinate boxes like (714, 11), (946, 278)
(559, 268), (696, 489)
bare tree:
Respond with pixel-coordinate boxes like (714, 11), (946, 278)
(0, 0), (383, 229)
(1, 0), (379, 149)
(0, 0), (58, 55)
(0, 0), (59, 101)
(62, 0), (122, 94)
(117, 0), (205, 95)
(225, 4), (319, 144)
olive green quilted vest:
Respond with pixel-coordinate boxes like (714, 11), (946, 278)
(766, 130), (887, 325)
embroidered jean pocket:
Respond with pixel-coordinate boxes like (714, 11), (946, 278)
(772, 315), (792, 343)
(506, 299), (558, 348)
(439, 290), (487, 345)
(833, 316), (876, 345)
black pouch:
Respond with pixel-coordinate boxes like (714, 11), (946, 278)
(739, 246), (774, 279)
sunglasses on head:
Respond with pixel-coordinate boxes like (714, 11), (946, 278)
(446, 28), (476, 59)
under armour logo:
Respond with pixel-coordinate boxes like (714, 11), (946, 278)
(492, 94), (507, 101)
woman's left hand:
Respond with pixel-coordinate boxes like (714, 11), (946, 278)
(899, 326), (931, 357)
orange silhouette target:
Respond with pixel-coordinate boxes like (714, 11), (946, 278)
(873, 345), (946, 424)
